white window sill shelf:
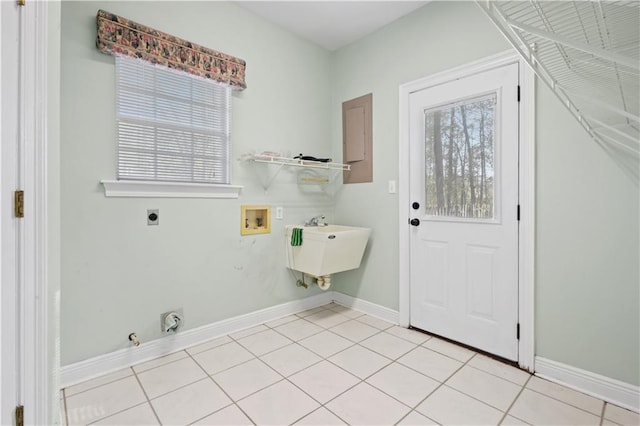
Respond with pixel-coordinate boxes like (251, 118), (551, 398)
(101, 180), (243, 198)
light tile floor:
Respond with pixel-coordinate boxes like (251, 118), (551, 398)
(61, 303), (640, 425)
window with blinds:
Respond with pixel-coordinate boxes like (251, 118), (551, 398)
(116, 56), (232, 184)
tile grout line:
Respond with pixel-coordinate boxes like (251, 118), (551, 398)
(278, 341), (327, 375)
(438, 360), (534, 416)
(293, 405), (350, 425)
(524, 382), (608, 418)
(263, 307), (396, 359)
(394, 408), (443, 426)
(264, 316), (298, 329)
(230, 309), (350, 356)
(464, 362), (530, 386)
(185, 348), (258, 426)
(62, 370), (135, 399)
(283, 371), (356, 419)
(228, 325), (270, 342)
(69, 368), (151, 425)
(264, 318), (326, 347)
(443, 377), (522, 420)
(85, 401), (151, 426)
(75, 371), (155, 425)
(394, 343), (465, 382)
(62, 388), (69, 426)
(290, 331), (357, 359)
(133, 358), (214, 401)
(130, 365), (163, 425)
(402, 351), (492, 422)
(184, 335), (234, 356)
(496, 374), (532, 425)
(133, 351), (189, 374)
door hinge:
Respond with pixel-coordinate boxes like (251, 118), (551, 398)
(517, 85), (521, 102)
(517, 204), (520, 221)
(15, 405), (24, 426)
(17, 0), (25, 6)
(14, 190), (24, 218)
(516, 323), (520, 340)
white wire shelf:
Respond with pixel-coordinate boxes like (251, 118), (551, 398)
(241, 154), (350, 190)
(246, 154), (350, 171)
(477, 0), (639, 173)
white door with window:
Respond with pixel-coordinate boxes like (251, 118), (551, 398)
(409, 62), (520, 360)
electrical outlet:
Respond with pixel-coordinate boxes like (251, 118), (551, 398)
(147, 209), (159, 225)
(275, 206), (284, 220)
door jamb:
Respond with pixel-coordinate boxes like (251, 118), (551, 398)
(22, 1), (52, 422)
(398, 50), (535, 372)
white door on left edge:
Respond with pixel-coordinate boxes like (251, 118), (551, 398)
(1, 1), (22, 423)
(409, 62), (519, 361)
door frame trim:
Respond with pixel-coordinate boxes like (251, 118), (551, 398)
(22, 2), (52, 422)
(1, 1), (51, 423)
(398, 50), (535, 371)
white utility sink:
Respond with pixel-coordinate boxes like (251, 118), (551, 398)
(286, 225), (371, 277)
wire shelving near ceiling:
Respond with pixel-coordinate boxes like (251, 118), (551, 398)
(477, 1), (639, 161)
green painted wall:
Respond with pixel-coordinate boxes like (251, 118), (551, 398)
(330, 1), (639, 386)
(535, 83), (639, 385)
(60, 1), (334, 365)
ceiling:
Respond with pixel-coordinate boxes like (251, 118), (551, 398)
(236, 1), (430, 51)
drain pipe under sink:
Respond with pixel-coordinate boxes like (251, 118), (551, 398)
(316, 275), (331, 290)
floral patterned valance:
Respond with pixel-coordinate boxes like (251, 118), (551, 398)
(96, 10), (246, 90)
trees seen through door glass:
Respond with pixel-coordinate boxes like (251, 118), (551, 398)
(424, 93), (496, 219)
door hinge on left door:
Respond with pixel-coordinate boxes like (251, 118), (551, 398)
(17, 0), (25, 6)
(14, 190), (24, 218)
(15, 405), (24, 426)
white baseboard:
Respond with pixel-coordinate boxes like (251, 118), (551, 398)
(65, 294), (639, 416)
(332, 292), (399, 324)
(535, 356), (640, 413)
(61, 292), (333, 388)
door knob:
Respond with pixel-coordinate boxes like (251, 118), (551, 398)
(410, 218), (420, 226)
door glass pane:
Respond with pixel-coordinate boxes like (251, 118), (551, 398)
(424, 93), (496, 219)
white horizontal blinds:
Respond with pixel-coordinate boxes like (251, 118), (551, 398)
(116, 56), (231, 184)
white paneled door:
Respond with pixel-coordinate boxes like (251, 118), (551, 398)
(409, 62), (520, 361)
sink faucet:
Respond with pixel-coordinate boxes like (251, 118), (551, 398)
(305, 214), (326, 226)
